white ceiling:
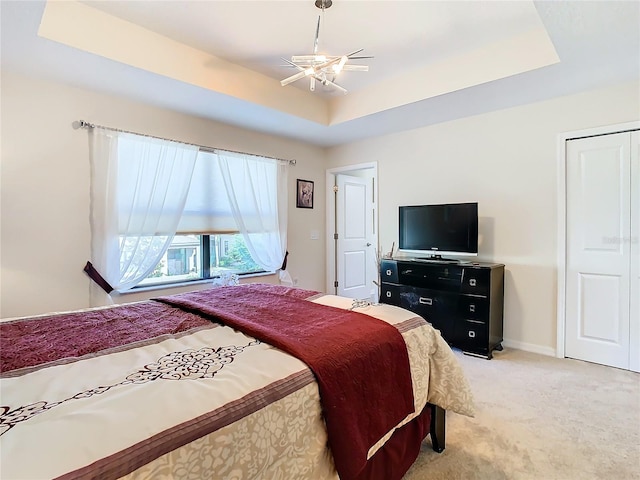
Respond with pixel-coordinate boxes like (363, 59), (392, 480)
(81, 0), (547, 96)
(1, 1), (639, 147)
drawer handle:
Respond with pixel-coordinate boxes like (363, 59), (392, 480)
(419, 297), (433, 306)
(469, 279), (477, 287)
(468, 331), (476, 338)
(469, 304), (476, 313)
(386, 291), (392, 298)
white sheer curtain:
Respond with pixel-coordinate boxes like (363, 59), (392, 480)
(89, 129), (198, 304)
(214, 151), (292, 284)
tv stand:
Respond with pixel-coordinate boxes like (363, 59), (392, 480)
(379, 258), (504, 359)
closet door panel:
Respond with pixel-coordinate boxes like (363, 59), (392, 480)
(630, 131), (639, 373)
(566, 133), (631, 369)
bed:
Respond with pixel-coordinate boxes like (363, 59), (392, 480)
(0, 284), (473, 480)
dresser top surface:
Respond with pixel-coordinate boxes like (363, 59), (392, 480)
(384, 257), (504, 269)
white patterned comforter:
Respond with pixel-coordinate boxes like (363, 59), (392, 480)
(0, 295), (473, 480)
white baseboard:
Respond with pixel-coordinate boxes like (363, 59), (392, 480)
(502, 339), (557, 357)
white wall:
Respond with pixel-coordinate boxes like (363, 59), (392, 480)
(3, 70), (638, 356)
(326, 81), (640, 355)
(0, 72), (327, 318)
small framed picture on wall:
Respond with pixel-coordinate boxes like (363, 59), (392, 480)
(296, 179), (314, 209)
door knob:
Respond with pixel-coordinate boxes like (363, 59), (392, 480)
(366, 243), (372, 246)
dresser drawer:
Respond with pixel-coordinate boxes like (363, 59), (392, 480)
(399, 288), (438, 321)
(458, 297), (489, 322)
(454, 319), (489, 354)
(380, 260), (399, 284)
(397, 262), (462, 291)
(398, 286), (457, 340)
(380, 283), (402, 306)
(460, 268), (490, 296)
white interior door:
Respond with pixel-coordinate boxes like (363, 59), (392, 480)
(566, 132), (631, 369)
(335, 174), (375, 300)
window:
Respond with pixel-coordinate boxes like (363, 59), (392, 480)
(123, 149), (274, 288)
(210, 234), (262, 275)
(138, 234), (263, 287)
(89, 128), (287, 295)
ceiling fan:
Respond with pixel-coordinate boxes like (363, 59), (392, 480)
(280, 0), (371, 94)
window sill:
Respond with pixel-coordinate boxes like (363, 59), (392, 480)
(116, 271), (276, 295)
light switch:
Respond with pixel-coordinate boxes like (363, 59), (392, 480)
(310, 230), (319, 240)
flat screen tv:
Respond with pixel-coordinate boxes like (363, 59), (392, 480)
(398, 202), (478, 258)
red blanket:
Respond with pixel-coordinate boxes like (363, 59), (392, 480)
(0, 302), (210, 375)
(154, 284), (415, 480)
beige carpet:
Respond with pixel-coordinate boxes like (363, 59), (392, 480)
(404, 348), (640, 480)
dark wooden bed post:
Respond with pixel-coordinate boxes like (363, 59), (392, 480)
(428, 403), (446, 453)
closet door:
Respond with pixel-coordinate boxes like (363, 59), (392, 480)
(566, 132), (631, 369)
(630, 131), (639, 372)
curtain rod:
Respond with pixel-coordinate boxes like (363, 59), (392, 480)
(73, 120), (296, 166)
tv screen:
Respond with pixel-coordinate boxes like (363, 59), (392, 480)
(398, 202), (478, 257)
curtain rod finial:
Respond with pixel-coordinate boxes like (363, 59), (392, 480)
(73, 120), (93, 129)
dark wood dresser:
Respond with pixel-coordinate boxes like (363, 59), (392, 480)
(380, 258), (504, 359)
